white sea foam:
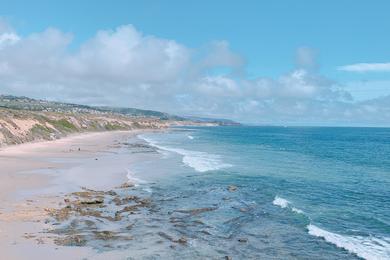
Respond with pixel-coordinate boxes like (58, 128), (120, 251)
(273, 196), (290, 208)
(307, 224), (390, 260)
(187, 135), (194, 140)
(126, 169), (147, 187)
(291, 207), (304, 214)
(273, 196), (305, 215)
(272, 196), (390, 259)
(126, 169), (152, 193)
(139, 135), (232, 172)
(180, 149), (232, 172)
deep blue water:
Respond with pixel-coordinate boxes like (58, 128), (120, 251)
(134, 126), (390, 259)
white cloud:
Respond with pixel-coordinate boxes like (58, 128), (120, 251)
(0, 21), (389, 126)
(338, 62), (390, 72)
(197, 41), (245, 72)
(0, 32), (20, 48)
(295, 47), (317, 70)
(0, 19), (20, 49)
(69, 25), (191, 83)
(343, 80), (390, 101)
(196, 76), (241, 97)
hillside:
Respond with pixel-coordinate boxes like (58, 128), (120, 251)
(0, 95), (240, 146)
(0, 95), (182, 120)
(0, 108), (170, 146)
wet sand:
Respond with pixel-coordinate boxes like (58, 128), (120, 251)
(0, 130), (148, 260)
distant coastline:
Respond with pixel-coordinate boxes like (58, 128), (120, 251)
(0, 94), (239, 147)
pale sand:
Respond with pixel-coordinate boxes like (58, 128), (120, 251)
(0, 130), (149, 260)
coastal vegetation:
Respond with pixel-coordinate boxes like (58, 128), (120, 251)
(0, 95), (238, 146)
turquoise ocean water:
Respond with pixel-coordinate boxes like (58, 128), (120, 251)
(131, 126), (390, 259)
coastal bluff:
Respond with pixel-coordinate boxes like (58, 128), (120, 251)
(0, 95), (239, 147)
(0, 108), (169, 147)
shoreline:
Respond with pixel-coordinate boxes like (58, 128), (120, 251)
(1, 126), (385, 259)
(0, 129), (157, 259)
(0, 130), (145, 198)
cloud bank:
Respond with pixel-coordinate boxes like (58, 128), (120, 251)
(0, 21), (389, 126)
(338, 63), (390, 72)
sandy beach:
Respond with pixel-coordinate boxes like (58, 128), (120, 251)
(0, 130), (149, 260)
(4, 2), (388, 258)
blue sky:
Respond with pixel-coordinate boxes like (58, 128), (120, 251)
(0, 1), (390, 125)
(4, 1), (390, 75)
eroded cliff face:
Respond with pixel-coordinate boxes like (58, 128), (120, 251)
(0, 108), (170, 146)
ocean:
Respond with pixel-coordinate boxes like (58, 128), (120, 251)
(130, 126), (390, 259)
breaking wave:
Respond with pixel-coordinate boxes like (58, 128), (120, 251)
(139, 135), (232, 172)
(126, 169), (147, 186)
(273, 196), (304, 214)
(307, 224), (390, 260)
(273, 196), (290, 208)
(272, 196), (390, 259)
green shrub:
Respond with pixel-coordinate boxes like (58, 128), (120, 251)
(30, 124), (53, 138)
(104, 122), (125, 130)
(50, 119), (77, 132)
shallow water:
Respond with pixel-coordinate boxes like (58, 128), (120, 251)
(128, 126), (390, 259)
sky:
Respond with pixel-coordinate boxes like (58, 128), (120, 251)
(0, 0), (390, 126)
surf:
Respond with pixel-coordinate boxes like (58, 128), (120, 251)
(272, 196), (390, 260)
(307, 224), (390, 260)
(139, 134), (232, 172)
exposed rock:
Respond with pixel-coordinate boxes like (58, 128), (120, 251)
(112, 196), (122, 205)
(54, 235), (87, 247)
(192, 220), (205, 225)
(36, 238), (45, 244)
(46, 206), (72, 221)
(126, 224), (134, 230)
(158, 232), (175, 242)
(117, 205), (139, 214)
(157, 232), (187, 245)
(227, 185), (238, 192)
(23, 233), (36, 239)
(79, 198), (104, 205)
(175, 237), (188, 244)
(105, 190), (117, 196)
(200, 230), (212, 235)
(137, 198), (152, 206)
(116, 182), (135, 189)
(238, 238), (248, 243)
(42, 185), (155, 250)
(84, 220), (96, 227)
(175, 207), (217, 216)
(113, 195), (139, 206)
(93, 231), (117, 240)
(72, 190), (104, 197)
